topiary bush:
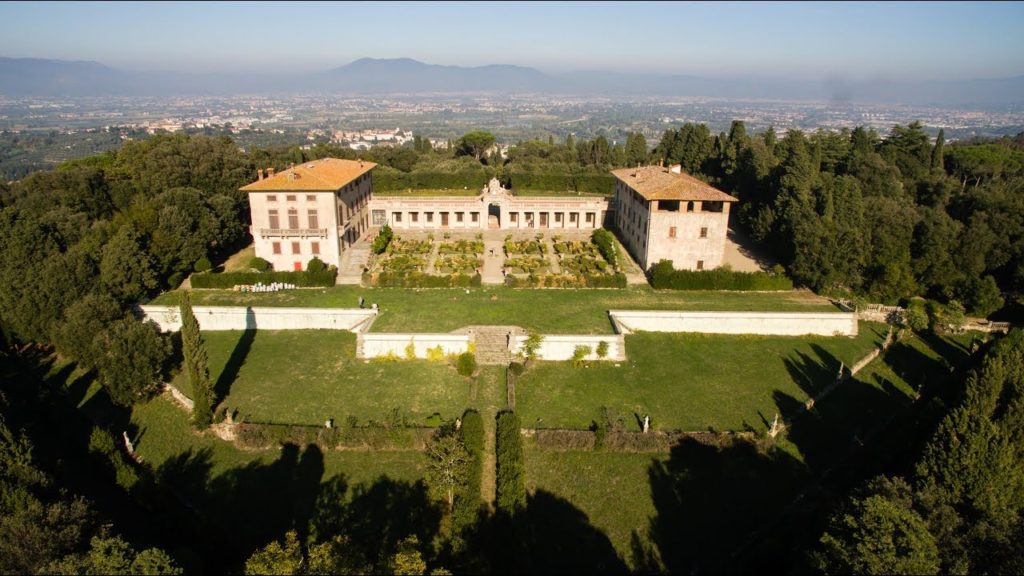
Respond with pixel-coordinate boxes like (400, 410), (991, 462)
(456, 351), (477, 377)
(194, 256), (212, 273)
(249, 257), (271, 272)
(495, 411), (526, 512)
(306, 256), (326, 273)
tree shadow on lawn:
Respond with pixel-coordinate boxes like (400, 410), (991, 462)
(455, 490), (628, 575)
(154, 443), (441, 573)
(213, 325), (256, 406)
(647, 436), (809, 574)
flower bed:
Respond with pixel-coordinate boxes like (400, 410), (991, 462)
(504, 239), (547, 256)
(387, 237), (432, 255)
(435, 253), (482, 274)
(378, 253), (426, 274)
(505, 255), (550, 274)
(438, 239), (484, 255)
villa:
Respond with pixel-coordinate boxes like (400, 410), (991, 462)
(242, 158), (736, 273)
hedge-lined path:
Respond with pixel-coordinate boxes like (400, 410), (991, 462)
(480, 406), (497, 506)
(481, 239), (505, 284)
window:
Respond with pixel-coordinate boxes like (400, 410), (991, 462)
(394, 212), (402, 223)
(291, 242), (300, 254)
(555, 212), (563, 223)
(471, 212), (479, 223)
(268, 209), (279, 229)
(697, 260), (704, 270)
(411, 212), (419, 223)
(286, 195), (296, 202)
(288, 208), (299, 229)
(267, 195), (277, 202)
(700, 227), (708, 238)
(686, 201), (695, 212)
(306, 194), (316, 202)
(372, 209), (386, 226)
(308, 209), (319, 229)
(669, 226), (677, 238)
(570, 213), (578, 223)
(456, 212), (464, 223)
(294, 262), (302, 271)
(660, 200), (680, 212)
(272, 242), (281, 255)
(586, 212), (595, 225)
(311, 242), (320, 255)
(426, 212), (433, 223)
(510, 212), (518, 224)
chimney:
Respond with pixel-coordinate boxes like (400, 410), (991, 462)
(669, 164), (682, 174)
(289, 162), (295, 170)
(267, 167), (275, 177)
(358, 158), (363, 168)
(257, 168), (264, 181)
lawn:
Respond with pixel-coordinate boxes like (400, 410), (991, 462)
(152, 286), (840, 334)
(175, 330), (476, 426)
(524, 445), (662, 570)
(516, 323), (890, 432)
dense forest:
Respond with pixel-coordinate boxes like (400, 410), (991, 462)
(1, 128), (1023, 573)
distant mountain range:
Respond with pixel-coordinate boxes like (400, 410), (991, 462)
(2, 56), (1022, 107)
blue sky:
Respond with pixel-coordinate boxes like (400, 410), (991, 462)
(1, 1), (1022, 80)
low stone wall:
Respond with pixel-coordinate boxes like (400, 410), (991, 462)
(511, 334), (625, 361)
(138, 305), (377, 333)
(608, 310), (858, 337)
(359, 333), (470, 359)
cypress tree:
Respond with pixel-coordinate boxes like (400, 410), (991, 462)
(495, 411), (526, 513)
(180, 291), (214, 429)
(931, 129), (945, 170)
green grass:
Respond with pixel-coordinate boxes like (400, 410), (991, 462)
(131, 395), (427, 482)
(177, 330), (476, 426)
(525, 445), (662, 569)
(516, 323), (889, 432)
(152, 286), (840, 334)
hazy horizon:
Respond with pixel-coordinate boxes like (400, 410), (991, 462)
(1, 1), (1023, 83)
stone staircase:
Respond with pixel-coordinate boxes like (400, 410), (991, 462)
(337, 247), (370, 285)
(460, 325), (523, 365)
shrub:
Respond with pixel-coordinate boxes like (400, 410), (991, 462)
(591, 228), (618, 268)
(495, 411), (526, 513)
(426, 346), (446, 362)
(521, 332), (544, 361)
(193, 256), (212, 273)
(536, 429), (596, 451)
(571, 345), (592, 367)
(249, 257), (271, 272)
(596, 341), (609, 358)
(306, 256), (327, 273)
(456, 351), (477, 377)
(405, 341), (417, 360)
(372, 224), (394, 254)
(904, 301), (929, 331)
(649, 260), (793, 290)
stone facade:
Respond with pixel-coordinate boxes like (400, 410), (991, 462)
(243, 159), (375, 272)
(612, 165), (737, 271)
(369, 179), (609, 231)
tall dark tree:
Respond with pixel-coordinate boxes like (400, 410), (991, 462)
(931, 129), (946, 170)
(180, 291), (213, 429)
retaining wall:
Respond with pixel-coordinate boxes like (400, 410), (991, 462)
(608, 310), (858, 337)
(511, 334), (625, 361)
(139, 305), (377, 332)
(360, 333), (471, 359)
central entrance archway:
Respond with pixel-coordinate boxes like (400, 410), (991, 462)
(487, 203), (501, 229)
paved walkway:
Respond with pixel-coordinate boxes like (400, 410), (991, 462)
(723, 227), (772, 272)
(481, 240), (505, 284)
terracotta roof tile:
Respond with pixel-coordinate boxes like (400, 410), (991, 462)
(611, 166), (738, 202)
(241, 158), (377, 192)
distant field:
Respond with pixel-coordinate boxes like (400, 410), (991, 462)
(152, 286), (839, 334)
(516, 324), (890, 432)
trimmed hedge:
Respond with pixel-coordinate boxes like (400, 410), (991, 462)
(452, 409), (485, 545)
(648, 260), (793, 291)
(233, 422), (434, 450)
(503, 272), (626, 289)
(366, 271), (482, 288)
(495, 411), (526, 513)
(191, 268), (337, 288)
(373, 164), (495, 191)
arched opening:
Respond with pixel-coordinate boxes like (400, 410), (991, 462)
(488, 203), (501, 229)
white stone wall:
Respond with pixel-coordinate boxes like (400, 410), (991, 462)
(511, 334), (625, 361)
(360, 333), (470, 359)
(608, 310), (858, 337)
(139, 305), (376, 332)
(370, 196), (487, 230)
